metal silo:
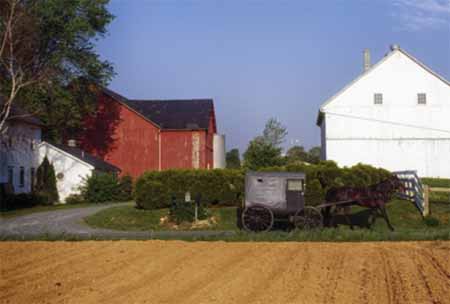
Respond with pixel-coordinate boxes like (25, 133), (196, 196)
(213, 134), (226, 169)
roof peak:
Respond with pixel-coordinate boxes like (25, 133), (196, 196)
(316, 46), (449, 125)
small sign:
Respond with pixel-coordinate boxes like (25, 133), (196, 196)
(185, 191), (191, 202)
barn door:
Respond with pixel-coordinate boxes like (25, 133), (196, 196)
(286, 179), (305, 212)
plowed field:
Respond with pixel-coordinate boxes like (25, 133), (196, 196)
(1, 241), (449, 304)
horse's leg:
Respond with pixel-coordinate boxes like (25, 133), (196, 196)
(368, 208), (377, 229)
(379, 206), (394, 231)
(326, 206), (333, 227)
(331, 206), (339, 228)
(322, 206), (330, 227)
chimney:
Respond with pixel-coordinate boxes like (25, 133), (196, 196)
(363, 49), (371, 72)
(67, 139), (77, 147)
(390, 44), (400, 51)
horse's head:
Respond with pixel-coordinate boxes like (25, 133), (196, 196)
(389, 175), (406, 194)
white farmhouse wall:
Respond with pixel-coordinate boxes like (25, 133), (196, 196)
(39, 143), (94, 203)
(0, 121), (41, 192)
(320, 49), (450, 178)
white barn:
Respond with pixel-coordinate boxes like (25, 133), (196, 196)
(317, 45), (450, 178)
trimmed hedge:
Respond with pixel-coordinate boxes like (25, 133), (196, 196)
(134, 169), (244, 210)
(134, 163), (391, 210)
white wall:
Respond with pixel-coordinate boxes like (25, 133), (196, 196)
(39, 143), (94, 203)
(326, 139), (450, 178)
(0, 121), (41, 193)
(321, 49), (450, 177)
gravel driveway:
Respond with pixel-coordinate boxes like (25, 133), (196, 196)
(0, 203), (234, 240)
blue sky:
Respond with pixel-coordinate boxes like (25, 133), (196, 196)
(97, 0), (450, 153)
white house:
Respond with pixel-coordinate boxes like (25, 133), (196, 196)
(317, 45), (450, 178)
(1, 104), (119, 202)
(0, 105), (42, 193)
(39, 141), (120, 202)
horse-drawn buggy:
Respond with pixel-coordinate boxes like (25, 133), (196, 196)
(241, 172), (323, 232)
(241, 171), (408, 232)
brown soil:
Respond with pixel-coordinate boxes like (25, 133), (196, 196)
(1, 241), (449, 304)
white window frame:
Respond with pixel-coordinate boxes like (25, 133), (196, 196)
(417, 93), (427, 105)
(374, 93), (383, 105)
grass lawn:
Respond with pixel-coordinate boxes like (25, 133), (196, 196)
(0, 202), (130, 219)
(83, 198), (450, 241)
(84, 206), (238, 231)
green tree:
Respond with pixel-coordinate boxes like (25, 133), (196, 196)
(0, 0), (114, 136)
(35, 156), (59, 204)
(286, 145), (308, 164)
(243, 137), (284, 170)
(226, 148), (241, 169)
(262, 118), (287, 147)
(307, 146), (321, 164)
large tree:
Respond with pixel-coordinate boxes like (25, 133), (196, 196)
(243, 136), (285, 170)
(262, 117), (287, 148)
(0, 0), (114, 136)
(226, 148), (241, 169)
(306, 146), (321, 164)
(285, 145), (308, 164)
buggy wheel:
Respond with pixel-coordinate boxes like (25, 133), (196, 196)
(242, 205), (274, 232)
(294, 206), (323, 230)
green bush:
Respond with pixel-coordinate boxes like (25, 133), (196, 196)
(424, 216), (440, 227)
(35, 157), (59, 204)
(0, 193), (44, 211)
(81, 173), (127, 203)
(169, 200), (208, 224)
(134, 169), (245, 210)
(65, 194), (86, 205)
(117, 175), (133, 201)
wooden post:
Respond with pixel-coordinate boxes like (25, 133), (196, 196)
(423, 185), (430, 217)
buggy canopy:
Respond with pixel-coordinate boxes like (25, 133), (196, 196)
(245, 171), (306, 210)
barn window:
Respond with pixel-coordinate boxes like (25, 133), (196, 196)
(374, 93), (383, 105)
(19, 167), (25, 187)
(418, 93), (427, 105)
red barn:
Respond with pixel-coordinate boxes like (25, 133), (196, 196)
(79, 88), (221, 179)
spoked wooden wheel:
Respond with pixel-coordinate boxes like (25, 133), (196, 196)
(242, 205), (274, 232)
(294, 206), (323, 230)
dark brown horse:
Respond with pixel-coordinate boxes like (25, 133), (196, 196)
(323, 175), (405, 231)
